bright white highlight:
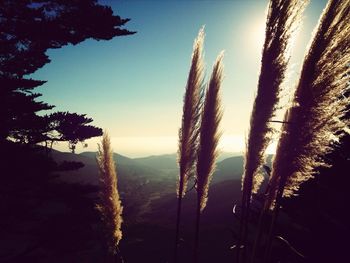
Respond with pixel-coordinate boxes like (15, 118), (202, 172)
(249, 18), (266, 53)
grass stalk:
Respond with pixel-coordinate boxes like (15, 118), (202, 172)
(175, 27), (205, 263)
(96, 132), (123, 262)
(239, 0), (308, 261)
(194, 52), (224, 263)
(264, 0), (350, 259)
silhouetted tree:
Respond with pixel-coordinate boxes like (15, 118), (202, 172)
(0, 2), (134, 260)
(0, 78), (54, 142)
(47, 112), (103, 153)
(0, 0), (135, 148)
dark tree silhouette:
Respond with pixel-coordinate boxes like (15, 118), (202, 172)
(0, 2), (134, 261)
(0, 0), (135, 148)
(47, 112), (103, 153)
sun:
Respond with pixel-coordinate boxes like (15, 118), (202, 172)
(249, 19), (266, 52)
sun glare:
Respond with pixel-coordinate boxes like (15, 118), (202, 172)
(249, 18), (266, 53)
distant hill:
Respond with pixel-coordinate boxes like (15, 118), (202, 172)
(51, 149), (99, 185)
(52, 150), (170, 185)
(52, 151), (253, 185)
(51, 150), (177, 222)
(80, 151), (137, 166)
(213, 154), (273, 183)
(217, 151), (242, 162)
(213, 156), (244, 183)
(52, 150), (273, 190)
(133, 153), (177, 170)
(50, 150), (274, 227)
(130, 151), (241, 171)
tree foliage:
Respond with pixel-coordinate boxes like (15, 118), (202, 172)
(0, 0), (135, 151)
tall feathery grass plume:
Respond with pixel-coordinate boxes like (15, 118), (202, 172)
(266, 0), (350, 210)
(242, 0), (308, 206)
(178, 26), (205, 199)
(194, 52), (224, 263)
(96, 132), (123, 259)
(174, 27), (205, 263)
(239, 1), (308, 261)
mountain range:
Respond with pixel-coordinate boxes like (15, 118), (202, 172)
(52, 150), (250, 186)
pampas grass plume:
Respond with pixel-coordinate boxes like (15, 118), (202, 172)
(96, 132), (123, 254)
(193, 52), (224, 263)
(243, 0), (309, 201)
(177, 27), (205, 198)
(174, 27), (205, 263)
(196, 51), (224, 212)
(267, 0), (350, 208)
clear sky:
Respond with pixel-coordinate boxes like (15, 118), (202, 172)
(32, 0), (327, 157)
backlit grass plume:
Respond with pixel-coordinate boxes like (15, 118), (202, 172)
(178, 27), (205, 199)
(241, 2), (308, 261)
(243, 0), (308, 203)
(194, 52), (224, 263)
(96, 132), (123, 256)
(267, 0), (350, 209)
(174, 27), (205, 263)
(196, 52), (223, 212)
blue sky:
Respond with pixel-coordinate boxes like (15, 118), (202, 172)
(32, 0), (327, 157)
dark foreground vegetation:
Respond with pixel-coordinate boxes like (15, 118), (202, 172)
(0, 139), (349, 262)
